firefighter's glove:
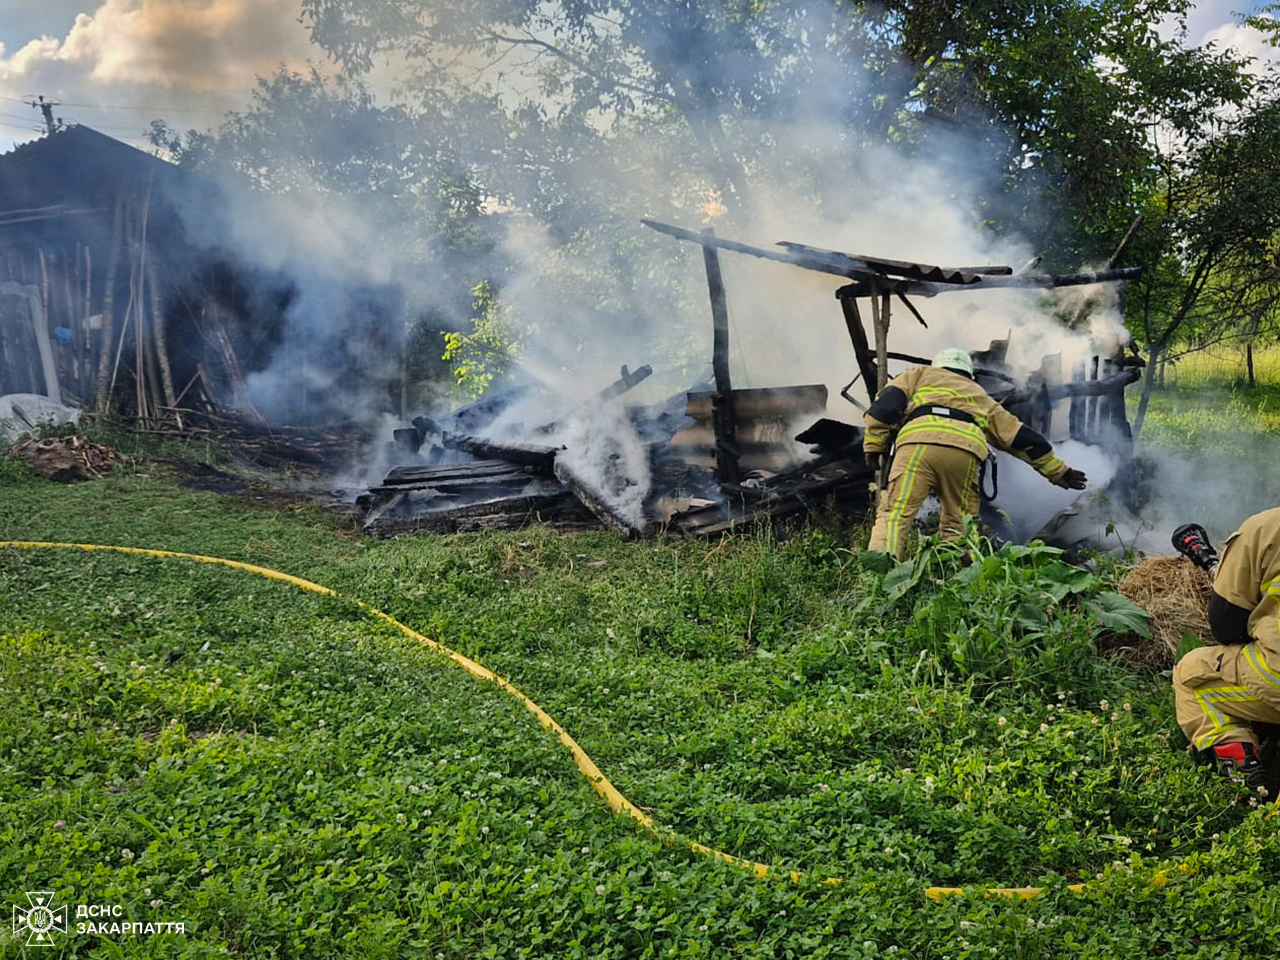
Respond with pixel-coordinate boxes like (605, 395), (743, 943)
(864, 451), (883, 473)
(1055, 468), (1088, 490)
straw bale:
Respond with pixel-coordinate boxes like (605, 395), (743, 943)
(1116, 555), (1213, 657)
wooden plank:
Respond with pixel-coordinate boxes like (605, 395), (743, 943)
(443, 433), (560, 474)
(363, 491), (596, 537)
(554, 458), (648, 537)
(381, 459), (529, 485)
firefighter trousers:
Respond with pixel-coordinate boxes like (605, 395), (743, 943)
(1173, 642), (1280, 750)
(868, 442), (980, 559)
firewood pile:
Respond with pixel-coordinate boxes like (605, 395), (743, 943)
(9, 435), (120, 481)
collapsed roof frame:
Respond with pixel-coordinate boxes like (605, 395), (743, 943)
(642, 218), (1142, 485)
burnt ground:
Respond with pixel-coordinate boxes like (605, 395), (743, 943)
(155, 458), (360, 519)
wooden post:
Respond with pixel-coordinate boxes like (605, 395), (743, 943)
(701, 228), (739, 484)
(869, 279), (891, 393)
(839, 295), (879, 404)
(96, 193), (124, 413)
(146, 253), (178, 415)
(81, 245), (92, 401)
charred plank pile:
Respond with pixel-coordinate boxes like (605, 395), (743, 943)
(358, 367), (872, 538)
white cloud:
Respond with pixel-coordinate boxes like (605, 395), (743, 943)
(0, 0), (319, 148)
(1202, 20), (1280, 74)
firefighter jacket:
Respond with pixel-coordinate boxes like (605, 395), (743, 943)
(1213, 506), (1280, 669)
(862, 365), (1070, 483)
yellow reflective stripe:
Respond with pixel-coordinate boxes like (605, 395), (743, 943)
(1193, 684), (1260, 748)
(965, 456), (979, 510)
(1041, 455), (1065, 475)
(898, 420), (986, 447)
(910, 387), (968, 401)
(885, 444), (927, 556)
(1244, 643), (1280, 693)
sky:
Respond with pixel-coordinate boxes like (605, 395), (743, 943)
(0, 0), (1276, 155)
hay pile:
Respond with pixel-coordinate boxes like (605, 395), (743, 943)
(1116, 555), (1213, 658)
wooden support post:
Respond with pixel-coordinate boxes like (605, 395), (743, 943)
(146, 253), (178, 416)
(869, 279), (892, 393)
(96, 193), (124, 414)
(701, 228), (739, 484)
(839, 294), (879, 404)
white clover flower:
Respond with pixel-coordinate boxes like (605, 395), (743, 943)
(121, 848), (134, 860)
(596, 884), (606, 895)
(997, 716), (1008, 726)
(1040, 723), (1050, 733)
(150, 899), (163, 910)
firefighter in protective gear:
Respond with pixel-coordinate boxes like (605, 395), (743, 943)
(864, 347), (1087, 558)
(1173, 506), (1280, 801)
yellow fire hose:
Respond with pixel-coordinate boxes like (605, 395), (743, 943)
(8, 538), (1204, 900)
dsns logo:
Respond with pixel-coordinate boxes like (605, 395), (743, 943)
(12, 892), (66, 946)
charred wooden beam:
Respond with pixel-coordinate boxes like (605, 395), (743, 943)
(378, 459), (534, 487)
(1000, 366), (1142, 407)
(591, 364), (653, 404)
(443, 432), (561, 474)
(644, 218), (879, 280)
(554, 458), (648, 537)
(839, 295), (879, 405)
(701, 228), (740, 486)
(835, 267), (1143, 300)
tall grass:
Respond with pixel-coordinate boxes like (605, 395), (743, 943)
(1160, 343), (1280, 388)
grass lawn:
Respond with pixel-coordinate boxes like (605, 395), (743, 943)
(2, 441), (1279, 957)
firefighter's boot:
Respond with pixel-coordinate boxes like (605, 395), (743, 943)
(1198, 742), (1276, 802)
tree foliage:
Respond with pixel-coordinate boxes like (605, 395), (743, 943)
(1127, 92), (1280, 430)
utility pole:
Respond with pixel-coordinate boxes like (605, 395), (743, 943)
(27, 96), (61, 136)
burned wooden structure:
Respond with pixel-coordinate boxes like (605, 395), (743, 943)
(361, 222), (1144, 539)
(0, 125), (400, 432)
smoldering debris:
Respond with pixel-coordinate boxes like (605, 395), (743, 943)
(357, 375), (855, 539)
(357, 223), (1148, 543)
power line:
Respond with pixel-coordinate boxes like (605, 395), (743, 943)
(1, 94), (228, 115)
(0, 110), (42, 125)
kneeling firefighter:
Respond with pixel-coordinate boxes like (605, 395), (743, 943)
(1172, 512), (1280, 802)
(863, 347), (1087, 558)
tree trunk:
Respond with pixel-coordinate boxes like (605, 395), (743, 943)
(1132, 345), (1162, 439)
(1246, 341), (1255, 387)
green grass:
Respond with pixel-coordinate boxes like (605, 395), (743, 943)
(1161, 343), (1280, 388)
(2, 455), (1280, 957)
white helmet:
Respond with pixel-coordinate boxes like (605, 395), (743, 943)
(931, 347), (974, 377)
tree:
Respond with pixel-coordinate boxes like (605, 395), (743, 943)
(1127, 91), (1280, 431)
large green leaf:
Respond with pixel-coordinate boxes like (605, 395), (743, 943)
(1085, 591), (1152, 638)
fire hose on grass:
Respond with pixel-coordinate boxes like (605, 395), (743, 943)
(4, 539), (1219, 900)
